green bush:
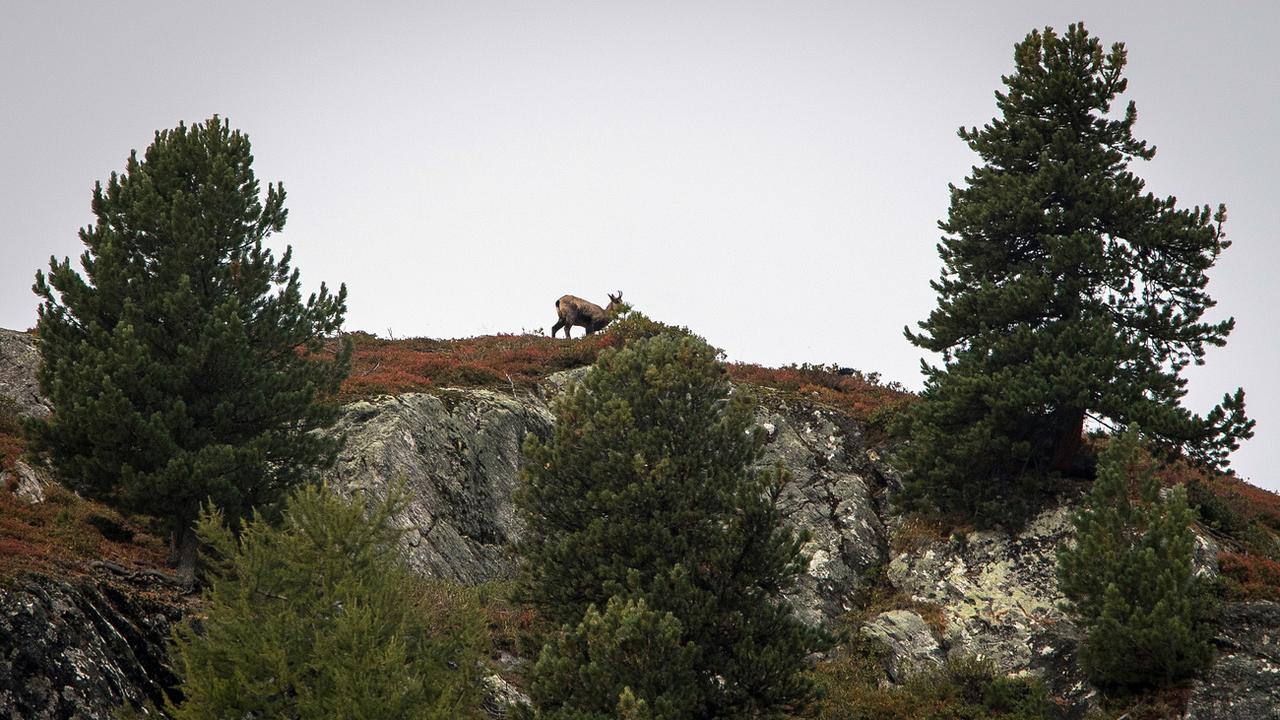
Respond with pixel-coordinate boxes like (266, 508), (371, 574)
(525, 597), (700, 720)
(1057, 430), (1215, 689)
(170, 483), (485, 720)
(517, 333), (825, 718)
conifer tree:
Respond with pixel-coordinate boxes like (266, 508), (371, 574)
(1057, 429), (1214, 688)
(170, 483), (485, 719)
(526, 597), (700, 720)
(31, 117), (349, 580)
(903, 24), (1252, 524)
(517, 334), (823, 718)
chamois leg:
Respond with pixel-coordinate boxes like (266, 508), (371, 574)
(551, 319), (565, 338)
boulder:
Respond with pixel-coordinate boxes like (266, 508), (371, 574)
(860, 609), (945, 682)
(1, 458), (55, 504)
(884, 504), (1098, 716)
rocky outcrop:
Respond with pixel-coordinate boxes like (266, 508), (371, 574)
(3, 329), (1280, 720)
(755, 397), (887, 625)
(328, 389), (552, 584)
(327, 379), (890, 626)
(0, 575), (184, 719)
(1187, 601), (1280, 719)
(883, 505), (1097, 716)
(0, 328), (50, 420)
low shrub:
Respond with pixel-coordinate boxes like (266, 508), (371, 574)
(1218, 552), (1280, 601)
(0, 484), (166, 579)
(0, 397), (24, 472)
(813, 636), (1053, 720)
(340, 331), (613, 399)
(725, 362), (913, 424)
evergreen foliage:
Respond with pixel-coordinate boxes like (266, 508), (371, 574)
(526, 597), (700, 720)
(516, 333), (824, 718)
(30, 117), (350, 575)
(1057, 429), (1214, 689)
(170, 483), (485, 720)
(903, 24), (1252, 524)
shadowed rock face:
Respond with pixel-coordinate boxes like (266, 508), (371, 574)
(754, 398), (887, 625)
(0, 577), (183, 719)
(1188, 602), (1280, 719)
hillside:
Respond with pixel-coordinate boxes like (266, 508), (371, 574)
(2, 326), (1278, 719)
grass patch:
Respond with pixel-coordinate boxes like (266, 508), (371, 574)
(1083, 685), (1192, 720)
(338, 325), (915, 434)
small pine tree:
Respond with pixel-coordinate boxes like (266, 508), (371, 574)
(903, 24), (1252, 525)
(517, 333), (824, 718)
(170, 483), (485, 719)
(527, 597), (700, 720)
(31, 117), (350, 580)
(1057, 429), (1214, 689)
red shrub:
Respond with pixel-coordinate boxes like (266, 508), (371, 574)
(0, 485), (167, 580)
(1219, 552), (1280, 601)
(0, 430), (24, 472)
(339, 332), (616, 400)
(725, 363), (913, 421)
(1161, 460), (1280, 533)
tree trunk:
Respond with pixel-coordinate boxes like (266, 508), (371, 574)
(1050, 407), (1086, 474)
(169, 525), (199, 589)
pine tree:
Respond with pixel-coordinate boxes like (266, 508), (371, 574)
(30, 117), (350, 580)
(516, 334), (824, 718)
(1057, 429), (1214, 689)
(903, 24), (1252, 524)
(526, 597), (700, 720)
(170, 483), (486, 719)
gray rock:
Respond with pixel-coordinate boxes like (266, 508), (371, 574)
(482, 673), (530, 718)
(885, 504), (1098, 717)
(860, 609), (944, 682)
(0, 328), (50, 420)
(1187, 601), (1280, 720)
(757, 401), (886, 625)
(329, 382), (889, 628)
(327, 390), (554, 584)
(1, 458), (55, 503)
(0, 576), (182, 719)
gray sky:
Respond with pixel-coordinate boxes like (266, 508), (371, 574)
(3, 1), (1277, 490)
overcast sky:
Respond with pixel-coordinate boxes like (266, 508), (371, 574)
(3, 1), (1276, 490)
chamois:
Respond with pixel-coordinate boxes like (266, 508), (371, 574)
(551, 292), (622, 338)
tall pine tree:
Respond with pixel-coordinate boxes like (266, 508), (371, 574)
(31, 117), (350, 580)
(904, 24), (1252, 524)
(1057, 429), (1214, 688)
(517, 334), (823, 718)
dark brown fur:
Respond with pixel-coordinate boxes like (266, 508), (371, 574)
(552, 291), (622, 338)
